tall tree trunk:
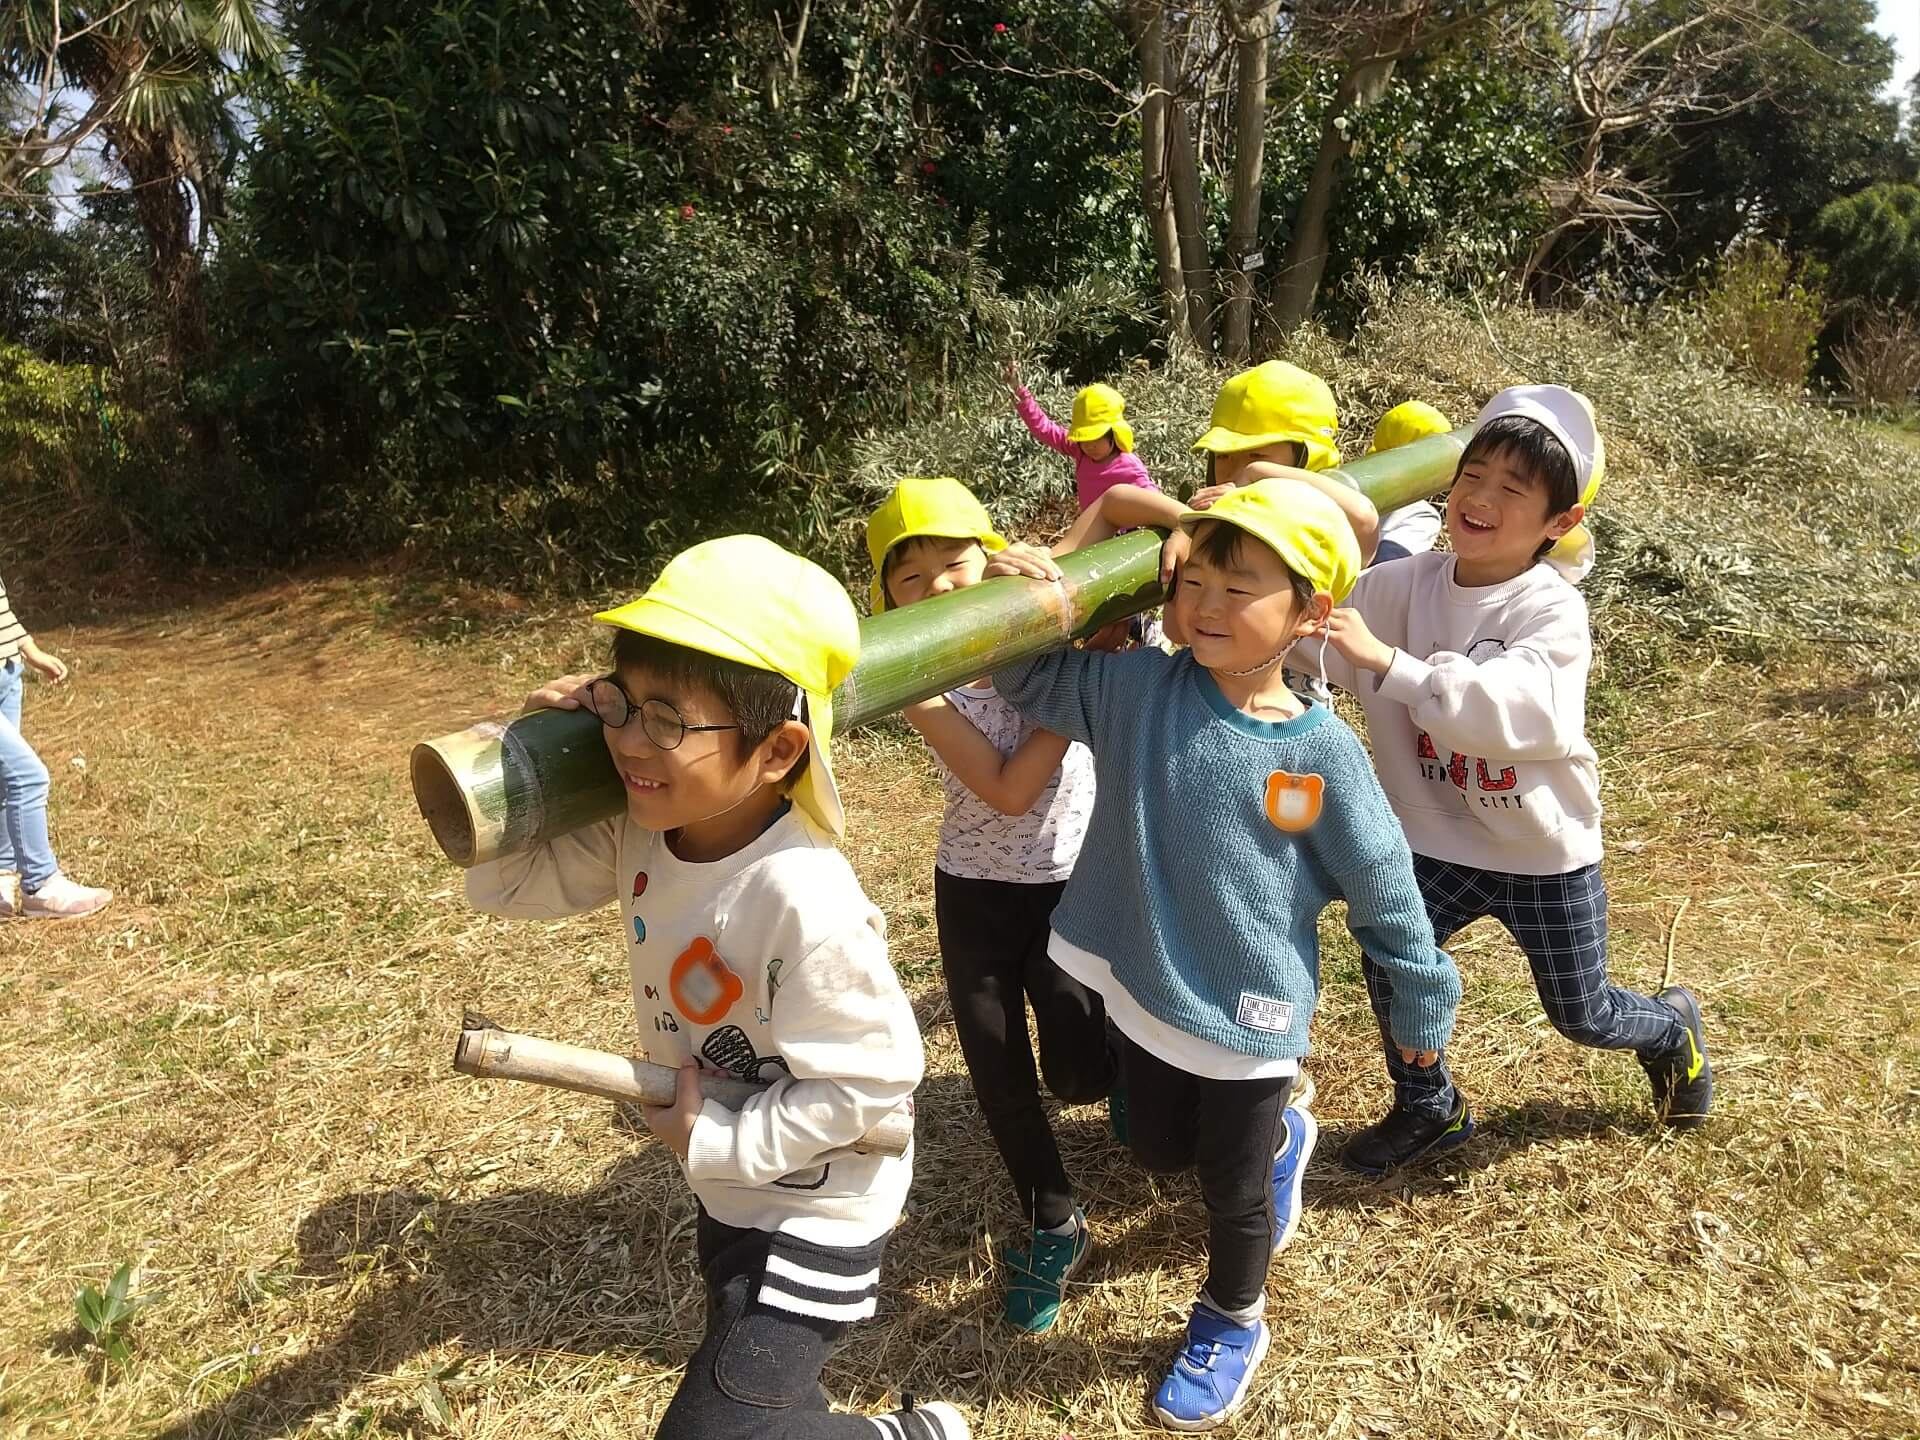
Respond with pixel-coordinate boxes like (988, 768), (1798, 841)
(1126, 0), (1190, 345)
(114, 123), (208, 372)
(1222, 0), (1278, 361)
(1167, 101), (1214, 351)
(1270, 22), (1410, 334)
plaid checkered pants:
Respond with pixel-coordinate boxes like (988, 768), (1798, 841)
(1363, 857), (1687, 1120)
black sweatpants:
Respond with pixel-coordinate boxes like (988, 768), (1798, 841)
(933, 870), (1117, 1229)
(656, 1210), (889, 1439)
(1123, 1036), (1295, 1315)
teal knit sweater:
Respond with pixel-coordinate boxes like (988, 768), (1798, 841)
(995, 647), (1459, 1059)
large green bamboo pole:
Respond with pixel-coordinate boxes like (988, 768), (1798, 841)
(411, 427), (1470, 866)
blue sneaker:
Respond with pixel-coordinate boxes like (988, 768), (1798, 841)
(1152, 1304), (1271, 1431)
(1270, 1104), (1318, 1255)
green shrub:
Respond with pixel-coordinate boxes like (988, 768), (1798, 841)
(0, 344), (127, 549)
(1810, 182), (1920, 312)
(1693, 240), (1827, 391)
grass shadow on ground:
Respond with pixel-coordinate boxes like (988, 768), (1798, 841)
(154, 1154), (680, 1440)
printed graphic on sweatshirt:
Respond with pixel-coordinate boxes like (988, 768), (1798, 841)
(1263, 771), (1324, 832)
(698, 1026), (821, 1191)
(670, 937), (745, 1025)
(932, 687), (1093, 883)
(701, 1023), (793, 1082)
(1414, 731), (1523, 809)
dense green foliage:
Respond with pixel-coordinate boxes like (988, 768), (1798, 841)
(4, 0), (1915, 580)
(1811, 184), (1920, 314)
(1643, 0), (1907, 282)
(1266, 53), (1558, 306)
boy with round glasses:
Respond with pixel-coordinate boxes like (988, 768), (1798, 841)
(467, 535), (969, 1440)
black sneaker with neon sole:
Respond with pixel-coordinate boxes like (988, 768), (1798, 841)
(1643, 985), (1712, 1129)
(1340, 1093), (1475, 1176)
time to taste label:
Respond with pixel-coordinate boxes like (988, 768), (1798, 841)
(1237, 992), (1295, 1033)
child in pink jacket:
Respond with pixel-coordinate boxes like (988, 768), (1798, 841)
(1006, 362), (1158, 510)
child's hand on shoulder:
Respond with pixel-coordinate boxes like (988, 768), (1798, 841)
(982, 543), (1062, 583)
(643, 1060), (706, 1161)
(1325, 608), (1395, 675)
(1187, 482), (1236, 511)
(524, 673), (597, 713)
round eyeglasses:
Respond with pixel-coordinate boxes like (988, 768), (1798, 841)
(584, 677), (742, 751)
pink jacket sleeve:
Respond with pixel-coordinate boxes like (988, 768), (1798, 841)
(1015, 388), (1077, 459)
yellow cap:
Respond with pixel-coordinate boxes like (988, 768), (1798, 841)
(1471, 385), (1604, 581)
(1367, 400), (1453, 455)
(864, 476), (1007, 613)
(1193, 361), (1342, 471)
(594, 535), (860, 836)
(1067, 383), (1135, 451)
(1180, 477), (1361, 603)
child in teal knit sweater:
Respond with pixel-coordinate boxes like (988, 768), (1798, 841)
(985, 478), (1459, 1432)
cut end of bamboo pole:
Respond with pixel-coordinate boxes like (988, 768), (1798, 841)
(451, 1023), (496, 1076)
(412, 741), (478, 867)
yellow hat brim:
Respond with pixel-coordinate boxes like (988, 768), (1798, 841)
(594, 592), (765, 671)
(1192, 426), (1340, 471)
(1178, 483), (1360, 603)
(593, 594), (848, 836)
(1066, 418), (1135, 450)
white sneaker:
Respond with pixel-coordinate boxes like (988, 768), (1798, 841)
(0, 872), (20, 918)
(872, 1400), (971, 1439)
(23, 874), (113, 919)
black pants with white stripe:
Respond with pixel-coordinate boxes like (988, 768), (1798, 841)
(1364, 857), (1688, 1120)
(656, 1210), (889, 1439)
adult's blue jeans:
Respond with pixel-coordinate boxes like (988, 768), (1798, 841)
(0, 657), (58, 890)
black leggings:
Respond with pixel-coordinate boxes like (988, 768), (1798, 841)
(1123, 1036), (1295, 1314)
(934, 870), (1117, 1229)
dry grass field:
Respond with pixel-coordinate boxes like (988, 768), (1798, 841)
(0, 552), (1914, 1440)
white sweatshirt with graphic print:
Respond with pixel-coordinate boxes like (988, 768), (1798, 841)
(466, 808), (922, 1246)
(1306, 552), (1603, 876)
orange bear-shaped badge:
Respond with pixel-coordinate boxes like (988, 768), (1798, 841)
(670, 938), (745, 1026)
(1264, 771), (1324, 832)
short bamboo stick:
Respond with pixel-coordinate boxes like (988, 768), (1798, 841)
(452, 1023), (913, 1158)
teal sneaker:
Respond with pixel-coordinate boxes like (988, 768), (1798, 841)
(1002, 1208), (1089, 1333)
